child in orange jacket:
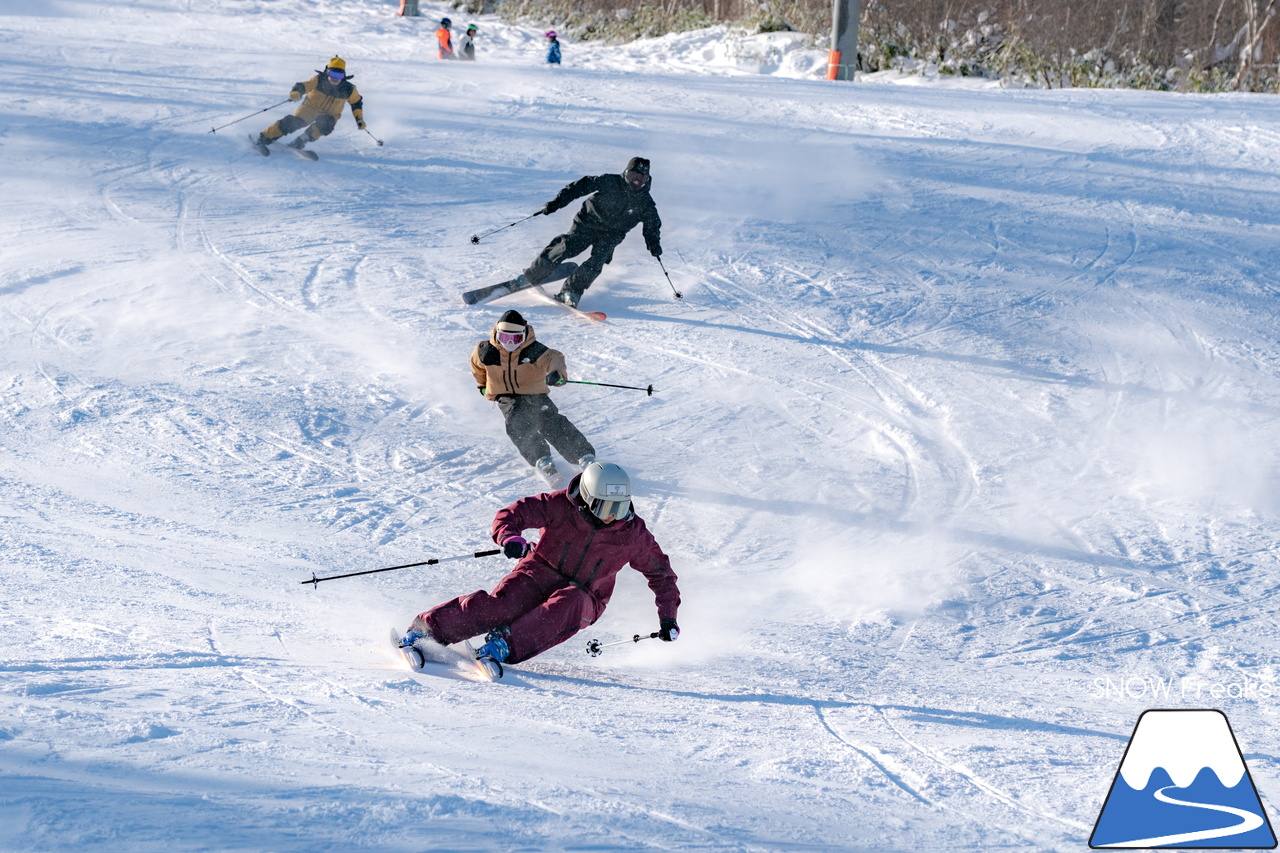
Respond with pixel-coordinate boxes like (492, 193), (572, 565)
(436, 18), (454, 59)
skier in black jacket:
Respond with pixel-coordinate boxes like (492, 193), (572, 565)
(521, 157), (662, 307)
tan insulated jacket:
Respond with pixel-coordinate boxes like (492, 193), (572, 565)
(289, 74), (365, 125)
(470, 323), (568, 400)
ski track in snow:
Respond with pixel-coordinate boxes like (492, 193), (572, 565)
(3, 0), (1280, 850)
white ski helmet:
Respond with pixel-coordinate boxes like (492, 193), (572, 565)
(579, 461), (631, 521)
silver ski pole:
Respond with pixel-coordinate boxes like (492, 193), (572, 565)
(301, 549), (502, 587)
(209, 99), (292, 134)
(656, 256), (682, 299)
(585, 632), (659, 656)
(470, 211), (541, 244)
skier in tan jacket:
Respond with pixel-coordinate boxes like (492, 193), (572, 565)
(252, 56), (366, 156)
(471, 310), (595, 486)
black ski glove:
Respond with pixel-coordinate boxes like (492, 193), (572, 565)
(502, 536), (529, 559)
(540, 201), (561, 216)
(546, 371), (566, 387)
(647, 241), (662, 258)
(658, 618), (679, 642)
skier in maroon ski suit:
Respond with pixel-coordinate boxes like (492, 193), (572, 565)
(403, 462), (680, 670)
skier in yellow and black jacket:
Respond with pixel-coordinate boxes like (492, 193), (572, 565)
(253, 57), (366, 156)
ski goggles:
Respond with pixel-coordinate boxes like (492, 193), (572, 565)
(624, 169), (650, 189)
(327, 69), (346, 81)
(496, 330), (526, 349)
(586, 488), (630, 521)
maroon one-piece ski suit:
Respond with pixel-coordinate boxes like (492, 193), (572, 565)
(413, 476), (680, 664)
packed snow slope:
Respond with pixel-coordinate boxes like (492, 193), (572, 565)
(3, 0), (1280, 850)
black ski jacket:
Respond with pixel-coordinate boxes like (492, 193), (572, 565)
(545, 174), (662, 252)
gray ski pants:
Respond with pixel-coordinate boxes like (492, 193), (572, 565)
(497, 393), (594, 466)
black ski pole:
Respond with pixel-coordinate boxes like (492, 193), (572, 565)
(470, 211), (542, 244)
(564, 379), (655, 396)
(363, 127), (384, 147)
(585, 632), (659, 656)
(656, 256), (682, 299)
(301, 549), (502, 587)
(209, 99), (292, 134)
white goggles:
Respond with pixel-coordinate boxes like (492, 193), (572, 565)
(496, 330), (525, 350)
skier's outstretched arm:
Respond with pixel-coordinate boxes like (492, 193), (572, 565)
(492, 492), (558, 547)
(642, 207), (663, 257)
(469, 344), (489, 390)
(629, 520), (680, 623)
(542, 348), (569, 384)
(347, 87), (366, 129)
(542, 175), (602, 215)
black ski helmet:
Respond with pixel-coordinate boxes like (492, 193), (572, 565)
(494, 310), (528, 352)
(497, 309), (526, 328)
(440, 17), (452, 26)
(623, 157), (651, 192)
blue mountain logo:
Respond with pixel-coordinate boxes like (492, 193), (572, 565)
(1091, 709), (1276, 849)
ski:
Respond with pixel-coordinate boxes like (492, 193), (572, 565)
(463, 639), (504, 681)
(393, 628), (503, 681)
(462, 261), (577, 306)
(393, 628), (428, 669)
(532, 285), (606, 321)
(247, 135), (317, 160)
(392, 628), (485, 678)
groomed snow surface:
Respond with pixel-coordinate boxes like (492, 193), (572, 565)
(3, 0), (1280, 850)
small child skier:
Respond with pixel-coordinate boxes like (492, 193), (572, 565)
(458, 24), (478, 60)
(545, 30), (561, 65)
(436, 18), (455, 59)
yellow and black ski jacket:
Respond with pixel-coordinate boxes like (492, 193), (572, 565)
(289, 73), (365, 127)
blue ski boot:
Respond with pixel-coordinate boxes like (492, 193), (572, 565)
(396, 629), (427, 668)
(474, 636), (509, 680)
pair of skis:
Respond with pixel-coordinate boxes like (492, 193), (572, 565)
(462, 262), (605, 321)
(249, 134), (318, 161)
(393, 629), (503, 681)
